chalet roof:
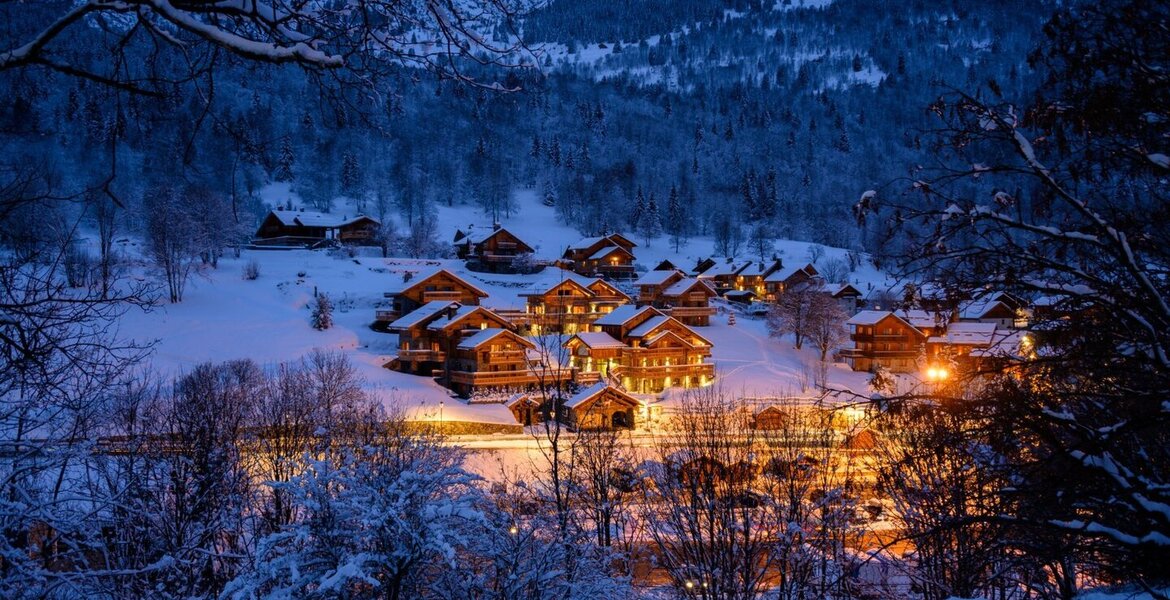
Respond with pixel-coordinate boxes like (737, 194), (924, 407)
(930, 321), (999, 346)
(456, 328), (534, 350)
(389, 269), (489, 298)
(969, 330), (1028, 358)
(644, 329), (695, 349)
(505, 393), (538, 408)
(820, 283), (862, 297)
(594, 305), (660, 327)
(740, 261), (779, 278)
(899, 309), (942, 330)
(387, 301), (460, 331)
(426, 305), (506, 331)
(627, 315), (670, 339)
(520, 274), (595, 298)
(702, 262), (747, 277)
(634, 269), (682, 286)
(587, 278), (631, 300)
(664, 277), (713, 297)
(764, 264), (815, 283)
(566, 236), (607, 251)
(269, 210), (379, 228)
(570, 332), (626, 349)
(588, 245), (634, 261)
(847, 310), (899, 326)
(958, 297), (1011, 320)
(564, 383), (640, 410)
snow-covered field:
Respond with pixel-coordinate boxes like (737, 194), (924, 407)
(115, 186), (884, 427)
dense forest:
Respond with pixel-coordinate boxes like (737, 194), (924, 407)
(0, 0), (1052, 262)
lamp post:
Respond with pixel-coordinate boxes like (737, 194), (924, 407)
(439, 400), (444, 430)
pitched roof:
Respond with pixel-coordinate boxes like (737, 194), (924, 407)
(643, 329), (695, 349)
(593, 304), (659, 327)
(702, 262), (747, 277)
(899, 309), (942, 329)
(933, 321), (999, 346)
(764, 265), (815, 283)
(627, 315), (671, 339)
(958, 297), (1011, 320)
(586, 278), (631, 300)
(269, 210), (379, 228)
(387, 301), (460, 331)
(391, 269), (489, 298)
(564, 383), (640, 409)
(521, 275), (595, 298)
(570, 332), (627, 349)
(426, 305), (507, 332)
(820, 283), (861, 297)
(664, 277), (713, 297)
(566, 236), (606, 251)
(588, 245), (634, 261)
(634, 269), (682, 286)
(847, 310), (898, 326)
(456, 328), (534, 350)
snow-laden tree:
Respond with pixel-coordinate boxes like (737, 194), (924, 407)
(224, 423), (485, 600)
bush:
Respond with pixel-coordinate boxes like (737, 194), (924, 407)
(242, 259), (260, 280)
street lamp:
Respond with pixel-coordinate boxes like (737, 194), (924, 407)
(439, 400), (444, 429)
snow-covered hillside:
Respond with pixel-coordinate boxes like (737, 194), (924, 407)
(118, 186), (885, 426)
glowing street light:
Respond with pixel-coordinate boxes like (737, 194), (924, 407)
(924, 365), (949, 382)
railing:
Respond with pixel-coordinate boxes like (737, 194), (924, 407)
(422, 290), (465, 302)
(613, 363), (715, 378)
(447, 369), (574, 386)
(397, 349), (445, 362)
(375, 310), (398, 322)
(574, 371), (603, 385)
(666, 306), (716, 318)
(850, 334), (912, 342)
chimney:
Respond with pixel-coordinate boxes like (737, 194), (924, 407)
(493, 221), (501, 231)
(447, 305), (458, 320)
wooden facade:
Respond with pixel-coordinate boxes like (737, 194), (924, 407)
(377, 269), (489, 323)
(561, 234), (638, 279)
(387, 302), (513, 375)
(568, 305), (715, 394)
(762, 263), (822, 302)
(254, 209), (380, 246)
(633, 269), (716, 326)
(519, 276), (632, 335)
(446, 328), (572, 397)
(561, 383), (640, 430)
(453, 225), (536, 273)
(840, 310), (945, 372)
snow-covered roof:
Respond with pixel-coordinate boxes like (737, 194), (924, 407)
(271, 210), (379, 229)
(958, 297), (1009, 320)
(566, 236), (606, 251)
(388, 269), (490, 298)
(571, 332), (626, 349)
(456, 328), (532, 350)
(634, 269), (681, 286)
(821, 283), (861, 297)
(764, 265), (812, 283)
(426, 305), (488, 331)
(588, 245), (631, 261)
(898, 309), (941, 329)
(663, 277), (712, 297)
(564, 383), (639, 410)
(593, 305), (658, 327)
(387, 301), (460, 331)
(701, 262), (745, 277)
(934, 321), (998, 345)
(740, 262), (775, 277)
(627, 315), (670, 339)
(644, 329), (694, 349)
(847, 310), (895, 326)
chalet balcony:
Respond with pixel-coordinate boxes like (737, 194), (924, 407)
(421, 290), (464, 302)
(840, 347), (918, 358)
(479, 252), (520, 262)
(574, 371), (603, 385)
(446, 368), (574, 387)
(613, 362), (716, 379)
(665, 306), (716, 319)
(375, 310), (399, 322)
(850, 333), (913, 343)
(397, 349), (446, 362)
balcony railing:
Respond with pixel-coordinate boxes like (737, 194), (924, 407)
(422, 290), (465, 302)
(397, 349), (446, 362)
(375, 310), (398, 322)
(666, 306), (716, 318)
(613, 363), (716, 378)
(446, 369), (574, 386)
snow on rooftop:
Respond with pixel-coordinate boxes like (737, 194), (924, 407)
(426, 305), (484, 331)
(664, 277), (710, 296)
(627, 315), (670, 339)
(593, 304), (657, 327)
(456, 328), (520, 350)
(847, 310), (893, 326)
(572, 332), (626, 349)
(634, 269), (681, 286)
(387, 300), (460, 331)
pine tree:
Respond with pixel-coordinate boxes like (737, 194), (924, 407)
(640, 192), (663, 243)
(341, 151), (361, 196)
(667, 185), (688, 252)
(629, 187), (646, 232)
(275, 136), (295, 182)
(311, 293), (333, 330)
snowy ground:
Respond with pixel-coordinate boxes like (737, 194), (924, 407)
(113, 185), (885, 428)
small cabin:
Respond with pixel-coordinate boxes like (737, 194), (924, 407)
(454, 225), (536, 273)
(562, 234), (638, 279)
(561, 383), (640, 430)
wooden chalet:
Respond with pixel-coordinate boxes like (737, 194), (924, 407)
(692, 257), (718, 275)
(698, 260), (749, 293)
(377, 269), (489, 323)
(561, 234), (638, 279)
(560, 383), (640, 430)
(254, 209), (380, 247)
(446, 328), (572, 397)
(840, 309), (945, 372)
(819, 283), (863, 315)
(634, 269), (716, 326)
(654, 259), (682, 271)
(519, 275), (632, 335)
(453, 225), (536, 273)
(386, 302), (512, 374)
(737, 260), (784, 297)
(762, 263), (822, 301)
(958, 293), (1026, 328)
(567, 305), (715, 394)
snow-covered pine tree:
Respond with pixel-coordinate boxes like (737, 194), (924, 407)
(640, 191), (663, 243)
(311, 293), (333, 330)
(275, 135), (295, 182)
(629, 186), (646, 232)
